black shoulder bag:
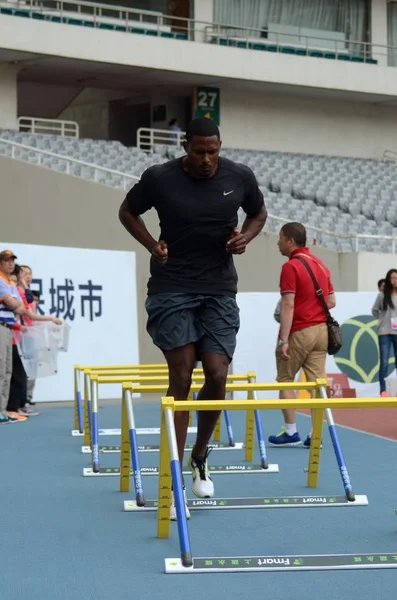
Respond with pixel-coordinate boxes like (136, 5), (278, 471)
(295, 256), (342, 356)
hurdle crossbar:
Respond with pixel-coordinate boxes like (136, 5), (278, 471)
(121, 380), (320, 465)
(121, 381), (320, 393)
(160, 395), (397, 411)
(92, 373), (254, 384)
(73, 363), (171, 433)
(118, 384), (278, 497)
(79, 367), (206, 444)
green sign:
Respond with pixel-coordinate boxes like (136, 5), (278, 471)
(194, 86), (220, 125)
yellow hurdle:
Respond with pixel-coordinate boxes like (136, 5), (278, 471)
(73, 363), (170, 431)
(88, 372), (256, 452)
(75, 366), (206, 443)
(82, 369), (178, 445)
(156, 382), (397, 540)
(119, 376), (277, 492)
(119, 378), (320, 496)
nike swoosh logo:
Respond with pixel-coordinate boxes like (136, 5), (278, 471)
(223, 190), (234, 196)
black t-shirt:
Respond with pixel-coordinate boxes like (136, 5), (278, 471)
(125, 157), (265, 296)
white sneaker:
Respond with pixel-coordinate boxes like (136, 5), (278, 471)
(170, 487), (191, 521)
(188, 448), (214, 498)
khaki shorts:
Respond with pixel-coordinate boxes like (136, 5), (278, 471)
(276, 324), (328, 383)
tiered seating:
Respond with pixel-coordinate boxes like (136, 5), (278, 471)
(0, 130), (169, 187)
(220, 147), (396, 253)
(1, 130), (396, 253)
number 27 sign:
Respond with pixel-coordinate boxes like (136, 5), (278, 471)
(193, 86), (220, 125)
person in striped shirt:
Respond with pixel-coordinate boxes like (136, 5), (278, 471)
(0, 250), (26, 424)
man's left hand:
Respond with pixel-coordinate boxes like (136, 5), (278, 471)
(280, 343), (290, 360)
(226, 228), (247, 254)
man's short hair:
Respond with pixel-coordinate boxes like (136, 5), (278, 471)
(20, 265), (32, 272)
(378, 278), (385, 289)
(32, 290), (40, 299)
(281, 222), (307, 247)
(186, 118), (220, 142)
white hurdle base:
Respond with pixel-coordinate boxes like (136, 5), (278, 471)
(165, 551), (397, 573)
(81, 442), (245, 454)
(125, 494), (368, 511)
(71, 426), (198, 437)
(84, 464), (279, 477)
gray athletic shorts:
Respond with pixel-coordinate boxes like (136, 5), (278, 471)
(145, 293), (240, 361)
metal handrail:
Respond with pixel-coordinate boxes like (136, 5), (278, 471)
(264, 213), (397, 253)
(0, 0), (164, 20)
(0, 137), (139, 189)
(1, 136), (396, 253)
(1, 0), (396, 61)
(137, 127), (184, 149)
(18, 116), (79, 138)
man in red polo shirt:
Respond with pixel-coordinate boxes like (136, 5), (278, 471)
(268, 222), (336, 448)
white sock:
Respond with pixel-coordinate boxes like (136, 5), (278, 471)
(285, 423), (297, 436)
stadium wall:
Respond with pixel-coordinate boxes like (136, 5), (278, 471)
(0, 65), (18, 129)
(58, 88), (188, 138)
(220, 89), (397, 159)
(58, 89), (138, 140)
(17, 79), (397, 160)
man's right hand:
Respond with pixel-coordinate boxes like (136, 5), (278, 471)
(151, 240), (168, 264)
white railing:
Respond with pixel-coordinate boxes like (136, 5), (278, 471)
(1, 135), (396, 253)
(137, 127), (184, 151)
(0, 138), (139, 189)
(1, 0), (396, 64)
(0, 0), (170, 31)
(264, 214), (397, 254)
(18, 116), (79, 138)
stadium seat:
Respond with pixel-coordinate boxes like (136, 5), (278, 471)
(281, 47), (296, 55)
(1, 129), (397, 252)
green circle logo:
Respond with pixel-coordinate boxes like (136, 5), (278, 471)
(334, 315), (394, 383)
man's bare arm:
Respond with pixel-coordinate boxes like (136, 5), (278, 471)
(119, 198), (157, 253)
(328, 293), (336, 309)
(119, 198), (168, 263)
(279, 293), (295, 341)
(241, 207), (268, 244)
(227, 207), (268, 254)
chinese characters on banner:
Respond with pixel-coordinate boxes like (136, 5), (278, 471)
(0, 242), (138, 401)
(31, 278), (102, 322)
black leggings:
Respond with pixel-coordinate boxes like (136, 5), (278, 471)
(7, 346), (27, 412)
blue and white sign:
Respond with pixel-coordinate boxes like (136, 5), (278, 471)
(0, 243), (139, 401)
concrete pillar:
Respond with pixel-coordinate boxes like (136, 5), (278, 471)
(0, 65), (18, 130)
(193, 0), (213, 43)
(371, 0), (388, 66)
